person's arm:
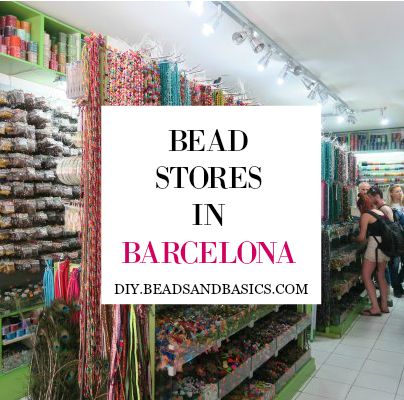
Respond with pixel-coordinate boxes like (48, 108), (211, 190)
(353, 214), (369, 243)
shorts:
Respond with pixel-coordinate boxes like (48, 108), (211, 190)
(364, 236), (390, 263)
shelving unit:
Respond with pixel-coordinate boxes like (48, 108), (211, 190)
(156, 305), (314, 400)
(0, 304), (42, 400)
(333, 128), (404, 152)
(317, 224), (366, 338)
(0, 1), (85, 88)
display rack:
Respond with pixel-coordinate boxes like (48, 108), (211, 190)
(317, 225), (366, 338)
(0, 304), (42, 400)
(333, 128), (404, 152)
(156, 305), (314, 400)
(0, 1), (85, 88)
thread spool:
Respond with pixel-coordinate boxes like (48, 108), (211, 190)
(16, 28), (25, 41)
(5, 15), (17, 27)
(8, 46), (20, 58)
(49, 60), (58, 71)
(4, 26), (16, 37)
(9, 35), (21, 47)
(58, 32), (67, 43)
(27, 51), (37, 64)
(58, 42), (66, 54)
(20, 21), (30, 32)
(56, 156), (81, 185)
(27, 41), (38, 52)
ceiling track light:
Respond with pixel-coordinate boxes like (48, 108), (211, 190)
(317, 86), (329, 104)
(347, 112), (357, 125)
(292, 65), (303, 76)
(202, 4), (222, 36)
(188, 0), (204, 16)
(249, 34), (265, 54)
(219, 2), (353, 114)
(277, 63), (291, 85)
(232, 27), (249, 45)
(307, 83), (319, 100)
(301, 76), (316, 91)
(380, 108), (389, 125)
(257, 47), (272, 71)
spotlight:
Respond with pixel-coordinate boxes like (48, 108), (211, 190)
(277, 63), (290, 85)
(292, 65), (303, 76)
(257, 48), (272, 71)
(317, 86), (329, 104)
(380, 108), (389, 125)
(336, 103), (346, 115)
(301, 76), (316, 91)
(188, 0), (204, 16)
(232, 29), (249, 45)
(347, 112), (357, 125)
(201, 4), (222, 36)
(249, 35), (265, 53)
(307, 83), (318, 100)
(337, 115), (345, 124)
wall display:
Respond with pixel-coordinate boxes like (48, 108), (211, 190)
(0, 87), (81, 378)
(358, 160), (404, 185)
(337, 130), (404, 152)
(73, 33), (317, 400)
(0, 14), (38, 63)
(319, 138), (367, 336)
(159, 306), (312, 400)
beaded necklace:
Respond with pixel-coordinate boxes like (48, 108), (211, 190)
(180, 73), (191, 106)
(79, 33), (105, 399)
(106, 49), (144, 106)
(159, 61), (172, 105)
(213, 89), (225, 106)
(143, 61), (160, 106)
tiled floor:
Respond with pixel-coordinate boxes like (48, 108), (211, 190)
(294, 296), (404, 400)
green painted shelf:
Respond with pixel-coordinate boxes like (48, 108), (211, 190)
(0, 53), (65, 87)
(0, 364), (29, 400)
(316, 298), (367, 339)
(0, 1), (86, 88)
(275, 358), (316, 400)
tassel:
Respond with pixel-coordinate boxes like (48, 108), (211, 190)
(67, 268), (81, 323)
(43, 259), (54, 308)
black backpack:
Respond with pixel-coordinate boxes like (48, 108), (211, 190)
(366, 211), (404, 257)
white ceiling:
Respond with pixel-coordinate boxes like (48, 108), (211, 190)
(25, 1), (404, 132)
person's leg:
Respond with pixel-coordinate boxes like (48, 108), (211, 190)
(376, 261), (389, 311)
(399, 256), (404, 293)
(389, 257), (401, 297)
(362, 259), (380, 313)
(385, 260), (391, 286)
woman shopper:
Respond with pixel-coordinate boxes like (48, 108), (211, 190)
(388, 184), (404, 297)
(354, 193), (390, 315)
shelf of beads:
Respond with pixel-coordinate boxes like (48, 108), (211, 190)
(168, 310), (312, 400)
(156, 305), (280, 374)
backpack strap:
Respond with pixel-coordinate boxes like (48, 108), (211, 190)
(378, 204), (392, 210)
(365, 210), (383, 220)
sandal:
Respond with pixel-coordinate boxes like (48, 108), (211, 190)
(361, 309), (382, 317)
(381, 308), (390, 314)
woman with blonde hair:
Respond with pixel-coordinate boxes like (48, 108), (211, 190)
(388, 184), (404, 297)
(389, 184), (404, 208)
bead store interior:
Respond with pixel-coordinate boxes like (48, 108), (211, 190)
(0, 1), (404, 400)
